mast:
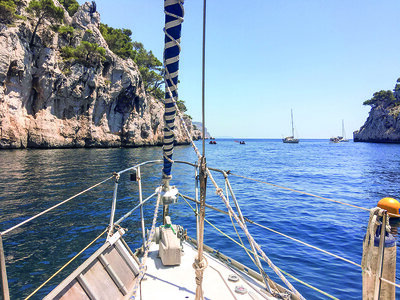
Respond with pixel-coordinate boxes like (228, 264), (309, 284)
(291, 109), (294, 137)
(342, 119), (345, 139)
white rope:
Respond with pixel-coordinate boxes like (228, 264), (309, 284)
(380, 277), (400, 289)
(193, 256), (208, 300)
(130, 191), (162, 300)
(207, 172), (306, 300)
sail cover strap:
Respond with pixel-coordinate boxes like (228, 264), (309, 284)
(162, 0), (184, 178)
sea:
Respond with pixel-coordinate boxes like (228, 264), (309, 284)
(0, 139), (399, 299)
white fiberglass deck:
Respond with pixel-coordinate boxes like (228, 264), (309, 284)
(138, 240), (278, 300)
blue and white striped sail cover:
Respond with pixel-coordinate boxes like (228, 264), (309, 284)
(162, 0), (184, 177)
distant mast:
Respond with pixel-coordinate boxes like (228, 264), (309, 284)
(342, 119), (345, 139)
(341, 119), (349, 142)
(291, 109), (295, 138)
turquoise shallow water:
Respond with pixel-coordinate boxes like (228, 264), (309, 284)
(0, 139), (399, 299)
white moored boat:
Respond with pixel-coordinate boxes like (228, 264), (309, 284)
(282, 110), (299, 144)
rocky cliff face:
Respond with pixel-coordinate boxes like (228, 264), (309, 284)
(353, 87), (400, 143)
(192, 122), (211, 139)
(353, 106), (400, 143)
(0, 1), (200, 149)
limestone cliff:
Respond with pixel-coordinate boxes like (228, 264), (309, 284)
(354, 82), (400, 143)
(192, 122), (211, 139)
(0, 1), (200, 148)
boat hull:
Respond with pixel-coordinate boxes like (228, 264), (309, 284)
(283, 137), (299, 143)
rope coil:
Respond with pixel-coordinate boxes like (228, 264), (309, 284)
(193, 257), (208, 286)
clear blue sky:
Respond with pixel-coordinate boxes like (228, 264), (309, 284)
(79, 0), (400, 138)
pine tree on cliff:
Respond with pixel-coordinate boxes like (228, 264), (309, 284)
(0, 0), (17, 24)
(28, 0), (64, 47)
(133, 42), (163, 99)
(59, 0), (79, 17)
(363, 89), (400, 109)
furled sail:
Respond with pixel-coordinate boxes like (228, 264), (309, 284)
(162, 0), (184, 179)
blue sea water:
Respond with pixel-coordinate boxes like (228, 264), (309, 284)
(0, 139), (399, 299)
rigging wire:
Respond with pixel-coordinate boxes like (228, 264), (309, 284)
(1, 176), (114, 236)
(201, 0), (206, 157)
(229, 172), (400, 218)
(245, 218), (361, 268)
(180, 195), (339, 300)
(181, 192), (400, 297)
(230, 173), (370, 211)
(180, 193), (361, 268)
(24, 228), (108, 300)
(205, 170), (306, 299)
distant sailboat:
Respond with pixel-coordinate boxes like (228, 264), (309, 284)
(341, 119), (349, 142)
(330, 120), (349, 142)
(283, 109), (299, 143)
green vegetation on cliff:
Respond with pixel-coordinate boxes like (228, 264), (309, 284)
(61, 41), (106, 66)
(28, 0), (64, 46)
(98, 25), (189, 114)
(3, 0), (165, 99)
(58, 25), (74, 44)
(0, 0), (26, 23)
(393, 77), (400, 96)
(363, 79), (400, 108)
(355, 77), (400, 142)
(2, 0), (180, 110)
(176, 100), (187, 113)
(363, 90), (396, 107)
(99, 24), (135, 59)
(133, 41), (163, 99)
(0, 0), (18, 23)
(59, 0), (79, 17)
